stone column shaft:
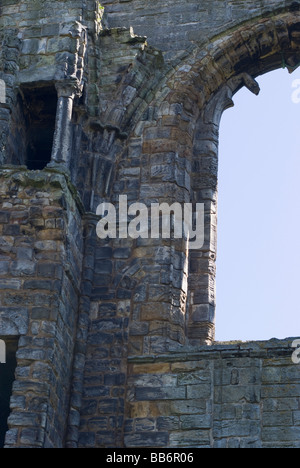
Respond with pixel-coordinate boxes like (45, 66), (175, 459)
(51, 82), (77, 167)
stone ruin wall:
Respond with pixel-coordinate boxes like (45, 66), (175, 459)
(0, 0), (299, 448)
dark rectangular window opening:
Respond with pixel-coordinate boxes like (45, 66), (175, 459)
(0, 337), (18, 448)
(21, 85), (57, 170)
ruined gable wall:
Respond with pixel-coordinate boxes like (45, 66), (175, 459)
(0, 0), (300, 449)
(78, 1), (300, 448)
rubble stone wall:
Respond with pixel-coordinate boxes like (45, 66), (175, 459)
(124, 340), (300, 449)
(0, 169), (83, 447)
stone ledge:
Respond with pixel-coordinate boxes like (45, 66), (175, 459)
(128, 337), (300, 364)
(0, 166), (85, 215)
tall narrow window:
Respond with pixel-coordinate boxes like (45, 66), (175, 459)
(0, 337), (18, 448)
(217, 69), (300, 342)
(21, 85), (57, 170)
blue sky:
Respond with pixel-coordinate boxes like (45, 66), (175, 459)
(215, 68), (300, 342)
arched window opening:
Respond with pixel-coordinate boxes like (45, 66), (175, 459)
(21, 85), (57, 170)
(216, 68), (300, 342)
(0, 337), (18, 448)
